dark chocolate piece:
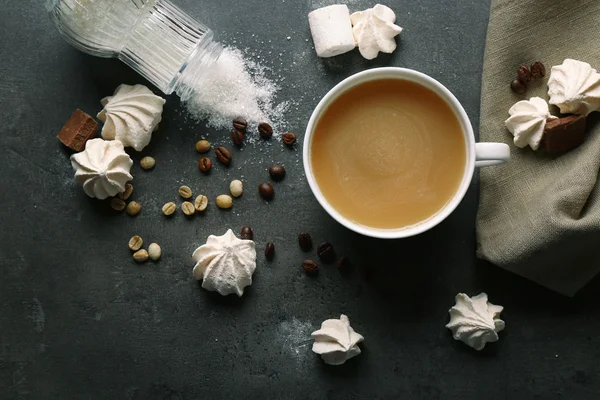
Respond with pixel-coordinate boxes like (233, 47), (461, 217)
(57, 109), (98, 152)
(542, 115), (586, 155)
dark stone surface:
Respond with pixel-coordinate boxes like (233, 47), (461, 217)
(2, 0), (600, 399)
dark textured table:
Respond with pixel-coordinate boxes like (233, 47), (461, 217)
(3, 1), (600, 399)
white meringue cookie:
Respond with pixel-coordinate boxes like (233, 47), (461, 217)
(446, 293), (505, 351)
(350, 4), (403, 60)
(192, 229), (257, 297)
(505, 97), (557, 150)
(97, 84), (165, 151)
(70, 138), (133, 200)
(311, 314), (364, 365)
(548, 59), (600, 116)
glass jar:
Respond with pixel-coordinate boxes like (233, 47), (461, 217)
(46, 0), (223, 101)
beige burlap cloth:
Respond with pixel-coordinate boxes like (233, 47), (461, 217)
(476, 0), (600, 296)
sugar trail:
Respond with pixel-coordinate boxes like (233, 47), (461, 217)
(184, 47), (289, 141)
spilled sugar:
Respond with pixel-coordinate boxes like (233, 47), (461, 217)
(184, 47), (290, 141)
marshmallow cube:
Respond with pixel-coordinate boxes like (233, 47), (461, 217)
(308, 5), (356, 58)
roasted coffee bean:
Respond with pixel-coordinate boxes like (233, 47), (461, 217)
(337, 256), (351, 271)
(231, 130), (245, 146)
(317, 242), (336, 263)
(240, 226), (254, 240)
(233, 117), (248, 133)
(298, 232), (312, 251)
(198, 157), (212, 173)
(258, 122), (273, 139)
(265, 242), (275, 260)
(510, 78), (526, 94)
(517, 65), (532, 83)
(258, 182), (274, 200)
(269, 165), (286, 181)
(282, 132), (296, 146)
(302, 259), (318, 275)
(531, 61), (546, 79)
(215, 146), (232, 166)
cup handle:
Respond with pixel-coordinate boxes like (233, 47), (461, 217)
(475, 143), (510, 168)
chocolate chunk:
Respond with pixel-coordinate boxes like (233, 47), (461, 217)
(542, 115), (586, 155)
(57, 109), (98, 152)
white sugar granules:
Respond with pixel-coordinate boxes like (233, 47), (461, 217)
(184, 47), (289, 141)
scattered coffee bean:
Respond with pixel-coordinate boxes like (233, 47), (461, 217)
(265, 242), (275, 260)
(531, 61), (546, 79)
(282, 132), (296, 146)
(215, 146), (232, 166)
(196, 139), (211, 153)
(302, 259), (319, 275)
(269, 165), (286, 181)
(133, 249), (149, 263)
(198, 157), (212, 173)
(298, 232), (312, 251)
(233, 117), (248, 133)
(128, 235), (143, 251)
(140, 156), (155, 170)
(181, 201), (195, 216)
(118, 183), (134, 201)
(216, 194), (233, 209)
(148, 243), (161, 261)
(517, 65), (532, 83)
(194, 195), (208, 212)
(162, 202), (177, 216)
(510, 78), (526, 94)
(258, 182), (275, 200)
(230, 180), (243, 198)
(258, 122), (273, 139)
(232, 130), (245, 146)
(179, 185), (193, 199)
(317, 242), (336, 263)
(240, 226), (254, 240)
(337, 256), (351, 271)
(126, 201), (141, 216)
(110, 197), (126, 211)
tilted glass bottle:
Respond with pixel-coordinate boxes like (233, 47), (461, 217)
(47, 0), (223, 101)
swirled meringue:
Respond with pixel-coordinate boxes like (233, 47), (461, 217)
(311, 314), (364, 365)
(192, 229), (257, 297)
(548, 59), (600, 116)
(70, 138), (133, 200)
(446, 293), (505, 351)
(97, 84), (165, 151)
(505, 97), (557, 150)
(350, 4), (403, 60)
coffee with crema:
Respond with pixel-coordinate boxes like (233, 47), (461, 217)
(310, 79), (466, 230)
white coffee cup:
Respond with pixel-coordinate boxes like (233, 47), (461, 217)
(303, 67), (510, 239)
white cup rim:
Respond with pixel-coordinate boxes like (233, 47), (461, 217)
(303, 67), (476, 239)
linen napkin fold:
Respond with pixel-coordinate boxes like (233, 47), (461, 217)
(476, 0), (600, 296)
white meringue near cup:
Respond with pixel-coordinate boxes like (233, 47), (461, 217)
(311, 314), (364, 365)
(192, 229), (257, 297)
(308, 5), (356, 58)
(70, 138), (133, 200)
(446, 293), (505, 351)
(350, 4), (402, 60)
(505, 97), (557, 151)
(548, 59), (600, 116)
(97, 84), (166, 152)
